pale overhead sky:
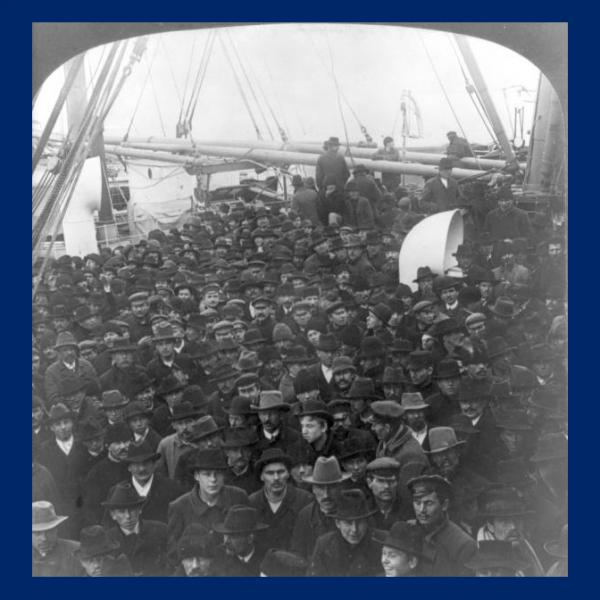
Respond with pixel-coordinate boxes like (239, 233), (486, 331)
(33, 23), (541, 149)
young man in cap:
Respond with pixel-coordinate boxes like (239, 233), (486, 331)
(408, 474), (477, 576)
(32, 501), (83, 576)
(366, 457), (414, 528)
(124, 291), (153, 343)
(290, 456), (352, 559)
(373, 521), (425, 576)
(308, 488), (381, 576)
(104, 482), (168, 576)
(248, 449), (313, 556)
(213, 505), (269, 576)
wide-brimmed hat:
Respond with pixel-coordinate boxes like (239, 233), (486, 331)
(156, 374), (186, 395)
(53, 331), (79, 350)
(213, 505), (269, 534)
(255, 448), (294, 473)
(101, 389), (129, 410)
(259, 549), (308, 577)
(432, 358), (461, 380)
(464, 540), (529, 572)
(32, 501), (69, 532)
(544, 524), (568, 559)
(107, 337), (138, 353)
(401, 392), (429, 411)
(372, 521), (424, 557)
(348, 377), (381, 401)
(221, 427), (259, 449)
(316, 333), (340, 352)
(123, 440), (161, 463)
(169, 401), (202, 422)
(413, 266), (437, 282)
(102, 482), (146, 509)
(74, 525), (121, 560)
(189, 415), (224, 442)
(256, 390), (290, 412)
(191, 448), (229, 472)
(330, 488), (377, 520)
(47, 402), (74, 423)
(283, 345), (314, 365)
(426, 427), (466, 454)
(407, 350), (434, 370)
(489, 296), (519, 318)
(233, 350), (263, 372)
(297, 398), (334, 425)
(477, 486), (533, 518)
(302, 456), (352, 485)
(224, 396), (257, 416)
(124, 400), (153, 421)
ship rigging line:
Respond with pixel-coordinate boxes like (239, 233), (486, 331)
(176, 34), (198, 135)
(418, 33), (469, 141)
(219, 33), (263, 140)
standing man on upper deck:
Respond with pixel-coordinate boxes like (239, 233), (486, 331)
(316, 137), (350, 191)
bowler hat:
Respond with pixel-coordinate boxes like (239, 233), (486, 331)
(123, 400), (152, 421)
(78, 418), (105, 442)
(260, 549), (308, 577)
(330, 488), (377, 520)
(283, 345), (314, 365)
(401, 392), (429, 411)
(372, 521), (424, 557)
(255, 448), (294, 473)
(413, 266), (437, 282)
(102, 482), (146, 509)
(407, 350), (433, 370)
(242, 328), (267, 345)
(358, 336), (386, 359)
(156, 374), (186, 396)
(297, 398), (335, 425)
(337, 436), (375, 460)
(169, 401), (202, 422)
(464, 540), (529, 572)
(191, 448), (229, 471)
(368, 303), (392, 325)
(302, 456), (352, 485)
(124, 440), (161, 463)
(348, 377), (381, 401)
(439, 157), (454, 170)
(316, 333), (340, 352)
(213, 505), (269, 535)
(256, 390), (290, 412)
(434, 275), (460, 294)
(426, 427), (466, 454)
(32, 501), (69, 532)
(105, 423), (133, 445)
(74, 525), (121, 559)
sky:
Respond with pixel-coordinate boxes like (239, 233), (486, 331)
(33, 23), (541, 149)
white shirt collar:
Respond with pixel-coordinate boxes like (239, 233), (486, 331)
(321, 364), (333, 382)
(411, 427), (428, 446)
(134, 429), (148, 443)
(121, 521), (141, 536)
(263, 428), (280, 441)
(472, 414), (483, 427)
(131, 474), (154, 497)
(56, 436), (74, 455)
(446, 301), (459, 311)
(440, 177), (448, 188)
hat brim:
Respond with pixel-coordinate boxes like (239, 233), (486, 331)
(190, 426), (225, 441)
(255, 455), (294, 473)
(256, 404), (290, 413)
(297, 410), (334, 425)
(73, 539), (121, 560)
(425, 440), (466, 454)
(302, 471), (352, 485)
(32, 515), (69, 532)
(108, 345), (138, 353)
(212, 521), (269, 534)
(330, 507), (378, 520)
(124, 452), (161, 463)
(371, 531), (423, 557)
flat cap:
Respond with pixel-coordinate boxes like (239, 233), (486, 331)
(370, 400), (405, 420)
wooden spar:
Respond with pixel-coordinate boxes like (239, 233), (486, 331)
(103, 143), (490, 180)
(104, 135), (522, 171)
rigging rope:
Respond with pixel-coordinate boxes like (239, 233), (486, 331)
(177, 34), (198, 136)
(185, 31), (216, 138)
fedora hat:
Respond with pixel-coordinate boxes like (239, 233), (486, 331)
(316, 333), (340, 352)
(107, 337), (138, 353)
(348, 377), (381, 401)
(124, 440), (161, 463)
(464, 540), (529, 572)
(225, 396), (257, 416)
(489, 296), (519, 318)
(330, 488), (377, 520)
(426, 427), (466, 454)
(189, 415), (224, 441)
(32, 501), (69, 532)
(255, 448), (294, 473)
(401, 392), (429, 411)
(74, 525), (120, 560)
(372, 521), (424, 557)
(260, 549), (308, 577)
(191, 448), (229, 471)
(53, 331), (79, 350)
(124, 400), (152, 421)
(169, 401), (202, 422)
(233, 350), (263, 372)
(477, 486), (533, 518)
(156, 374), (186, 395)
(302, 456), (352, 485)
(297, 398), (334, 425)
(221, 427), (259, 449)
(213, 505), (269, 534)
(433, 358), (461, 380)
(47, 402), (73, 424)
(283, 345), (314, 365)
(371, 400), (405, 421)
(101, 389), (129, 410)
(102, 482), (146, 509)
(407, 350), (434, 370)
(544, 524), (568, 559)
(413, 266), (437, 282)
(256, 390), (290, 412)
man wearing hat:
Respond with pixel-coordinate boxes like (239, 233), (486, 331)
(405, 350), (438, 401)
(259, 548), (308, 576)
(220, 428), (261, 495)
(59, 375), (101, 427)
(345, 234), (376, 279)
(373, 521), (425, 576)
(104, 482), (168, 576)
(408, 474), (476, 576)
(74, 524), (132, 576)
(492, 240), (531, 286)
(291, 175), (320, 227)
(39, 403), (89, 537)
(330, 356), (357, 398)
(303, 232), (334, 276)
(345, 180), (375, 229)
(119, 440), (183, 523)
(78, 418), (107, 473)
(308, 488), (381, 576)
(370, 400), (428, 488)
(146, 322), (193, 386)
(483, 188), (532, 241)
(81, 422), (133, 527)
(125, 291), (153, 343)
(434, 276), (468, 324)
(32, 501), (83, 576)
(427, 358), (462, 426)
(254, 390), (301, 454)
(124, 400), (161, 450)
(290, 456), (352, 559)
(44, 331), (99, 405)
(213, 505), (269, 576)
(366, 457), (414, 528)
(328, 397), (376, 453)
(297, 333), (340, 402)
(419, 157), (462, 214)
(400, 392), (431, 448)
(315, 136), (350, 192)
(446, 131), (474, 159)
(167, 448), (249, 560)
(99, 337), (146, 395)
(175, 523), (218, 576)
(248, 448), (312, 556)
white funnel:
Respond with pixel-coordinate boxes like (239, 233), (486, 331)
(399, 209), (464, 292)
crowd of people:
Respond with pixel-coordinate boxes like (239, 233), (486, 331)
(32, 134), (567, 577)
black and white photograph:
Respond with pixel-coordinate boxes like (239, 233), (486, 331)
(32, 22), (567, 577)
